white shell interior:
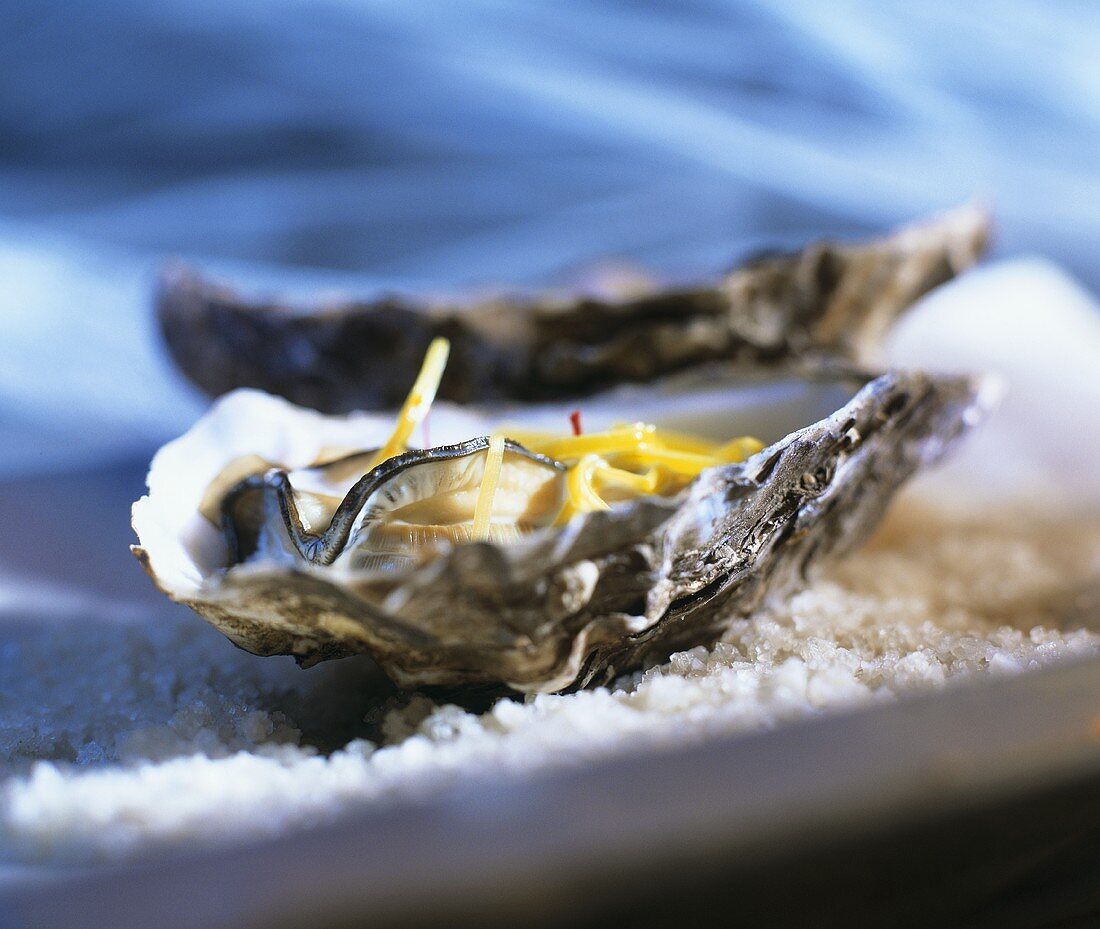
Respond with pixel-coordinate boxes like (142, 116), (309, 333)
(133, 391), (482, 597)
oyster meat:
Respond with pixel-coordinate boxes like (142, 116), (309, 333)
(134, 210), (994, 693)
(222, 437), (568, 573)
(156, 206), (989, 411)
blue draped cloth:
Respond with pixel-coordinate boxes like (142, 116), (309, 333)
(0, 0), (1097, 472)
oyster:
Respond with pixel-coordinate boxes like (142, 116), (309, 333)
(156, 206), (989, 412)
(133, 365), (992, 693)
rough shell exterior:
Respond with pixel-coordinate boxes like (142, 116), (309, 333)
(156, 207), (989, 412)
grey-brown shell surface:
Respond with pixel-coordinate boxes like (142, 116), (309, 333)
(134, 209), (993, 693)
(156, 206), (989, 412)
(133, 369), (990, 693)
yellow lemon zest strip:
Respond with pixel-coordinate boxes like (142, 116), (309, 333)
(594, 464), (673, 496)
(368, 337), (450, 470)
(609, 422), (719, 456)
(525, 433), (650, 462)
(610, 448), (720, 477)
(716, 436), (765, 461)
(472, 435), (506, 540)
(554, 454), (610, 525)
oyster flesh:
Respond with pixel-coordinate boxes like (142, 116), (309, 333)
(156, 206), (989, 412)
(220, 437), (568, 573)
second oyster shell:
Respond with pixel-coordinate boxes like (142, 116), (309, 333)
(156, 206), (989, 412)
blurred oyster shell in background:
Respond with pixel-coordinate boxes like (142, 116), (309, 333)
(155, 206), (989, 413)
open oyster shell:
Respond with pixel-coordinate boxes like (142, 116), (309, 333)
(132, 367), (993, 693)
(156, 206), (989, 412)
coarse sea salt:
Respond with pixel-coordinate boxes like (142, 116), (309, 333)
(1, 501), (1097, 864)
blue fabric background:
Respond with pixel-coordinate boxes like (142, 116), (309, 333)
(0, 0), (1097, 471)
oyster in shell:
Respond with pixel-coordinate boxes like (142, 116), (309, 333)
(133, 366), (992, 693)
(220, 437), (568, 573)
(156, 206), (989, 412)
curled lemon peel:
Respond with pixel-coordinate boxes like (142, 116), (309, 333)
(373, 338), (764, 525)
(516, 425), (763, 520)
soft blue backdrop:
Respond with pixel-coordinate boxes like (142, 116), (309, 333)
(1, 0), (1097, 472)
